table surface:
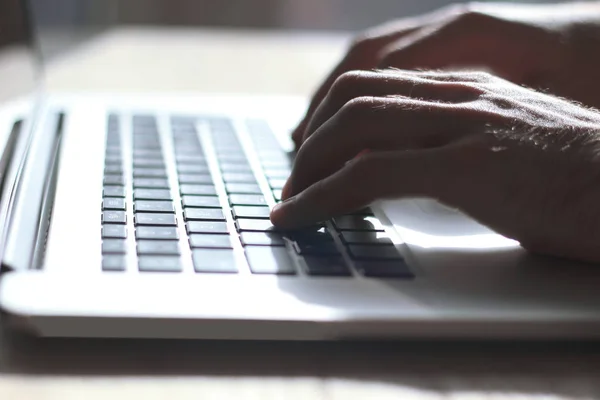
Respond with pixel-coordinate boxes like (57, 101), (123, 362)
(2, 27), (600, 400)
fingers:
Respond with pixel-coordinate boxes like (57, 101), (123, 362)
(302, 69), (485, 144)
(291, 20), (425, 149)
(270, 149), (457, 229)
(287, 95), (480, 199)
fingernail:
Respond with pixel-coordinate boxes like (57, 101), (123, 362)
(281, 179), (292, 200)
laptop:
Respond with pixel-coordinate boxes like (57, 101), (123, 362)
(0, 0), (599, 340)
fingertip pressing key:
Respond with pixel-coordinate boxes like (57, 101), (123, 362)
(270, 196), (297, 228)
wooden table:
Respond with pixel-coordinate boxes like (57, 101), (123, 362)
(1, 27), (600, 400)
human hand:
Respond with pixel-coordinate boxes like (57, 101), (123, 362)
(271, 69), (600, 263)
(291, 1), (600, 149)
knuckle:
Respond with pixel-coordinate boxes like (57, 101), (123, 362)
(330, 71), (372, 101)
(341, 96), (379, 118)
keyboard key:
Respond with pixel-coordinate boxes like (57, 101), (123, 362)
(134, 189), (172, 201)
(219, 163), (252, 173)
(340, 231), (393, 246)
(133, 149), (163, 158)
(222, 173), (257, 183)
(103, 186), (125, 198)
(184, 208), (225, 221)
(102, 211), (127, 224)
(302, 256), (351, 277)
(182, 195), (221, 208)
(186, 221), (229, 234)
(133, 178), (170, 189)
(179, 184), (217, 196)
(228, 194), (268, 206)
(102, 225), (127, 239)
(135, 213), (177, 226)
(134, 200), (175, 213)
(232, 206), (271, 219)
(104, 165), (123, 174)
(102, 239), (127, 254)
(189, 234), (233, 249)
(135, 227), (179, 240)
(176, 154), (207, 164)
(225, 183), (262, 194)
(215, 155), (248, 164)
(103, 175), (125, 186)
(292, 241), (341, 256)
(103, 197), (126, 211)
(178, 174), (214, 185)
(268, 179), (287, 190)
(355, 260), (413, 278)
(239, 232), (285, 247)
(347, 245), (402, 261)
(235, 219), (279, 232)
(264, 169), (290, 179)
(133, 158), (165, 168)
(349, 207), (375, 216)
(137, 240), (180, 255)
(192, 249), (238, 273)
(138, 256), (182, 272)
(102, 255), (126, 272)
(133, 168), (167, 178)
(333, 216), (385, 232)
(104, 155), (122, 164)
(245, 246), (296, 275)
(284, 227), (332, 243)
(177, 164), (210, 174)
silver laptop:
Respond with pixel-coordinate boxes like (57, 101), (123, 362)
(0, 0), (599, 339)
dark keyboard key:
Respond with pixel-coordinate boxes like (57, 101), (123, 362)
(102, 255), (126, 272)
(133, 158), (165, 168)
(192, 249), (238, 273)
(137, 240), (180, 255)
(178, 174), (214, 185)
(186, 221), (229, 234)
(103, 186), (125, 198)
(133, 149), (163, 158)
(340, 231), (394, 246)
(333, 216), (385, 232)
(219, 163), (252, 173)
(134, 189), (172, 201)
(135, 213), (177, 226)
(133, 168), (167, 178)
(134, 200), (175, 213)
(102, 211), (127, 224)
(226, 183), (262, 194)
(132, 139), (161, 149)
(102, 225), (127, 239)
(104, 165), (123, 174)
(133, 178), (170, 189)
(302, 256), (351, 277)
(347, 245), (403, 261)
(355, 260), (413, 278)
(235, 219), (279, 232)
(272, 189), (283, 201)
(182, 195), (221, 208)
(184, 208), (225, 221)
(179, 184), (217, 196)
(102, 197), (126, 211)
(177, 164), (210, 174)
(135, 226), (179, 240)
(105, 155), (122, 164)
(283, 226), (330, 243)
(103, 175), (125, 186)
(239, 232), (285, 247)
(264, 169), (290, 179)
(293, 241), (341, 256)
(232, 206), (270, 219)
(138, 256), (182, 272)
(268, 179), (287, 190)
(245, 246), (296, 275)
(102, 239), (127, 254)
(222, 173), (257, 183)
(189, 234), (233, 249)
(228, 194), (268, 206)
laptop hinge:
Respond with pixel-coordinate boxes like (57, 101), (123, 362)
(1, 111), (64, 272)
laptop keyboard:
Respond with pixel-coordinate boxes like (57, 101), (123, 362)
(101, 114), (413, 278)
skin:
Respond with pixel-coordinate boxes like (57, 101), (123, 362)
(269, 2), (600, 263)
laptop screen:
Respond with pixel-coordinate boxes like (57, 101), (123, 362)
(0, 0), (37, 107)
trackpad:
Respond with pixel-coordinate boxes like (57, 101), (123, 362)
(379, 198), (519, 250)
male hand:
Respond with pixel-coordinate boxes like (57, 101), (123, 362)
(291, 1), (600, 149)
(271, 69), (600, 263)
